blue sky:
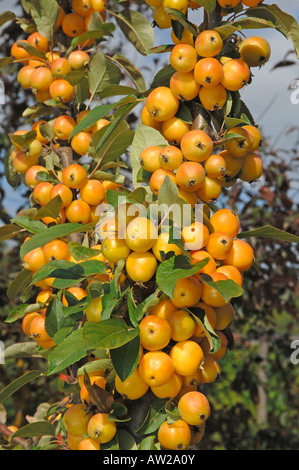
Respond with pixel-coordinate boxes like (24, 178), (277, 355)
(1, 0), (299, 217)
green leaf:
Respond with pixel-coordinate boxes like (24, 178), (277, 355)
(19, 222), (95, 258)
(188, 306), (220, 354)
(0, 10), (16, 27)
(47, 328), (86, 375)
(110, 334), (141, 382)
(130, 124), (168, 189)
(13, 421), (56, 438)
(0, 224), (22, 242)
(32, 196), (63, 221)
(238, 225), (299, 244)
(192, 0), (216, 13)
(32, 259), (107, 289)
(137, 399), (167, 435)
(16, 40), (47, 60)
(83, 318), (139, 350)
(0, 370), (42, 403)
(7, 269), (32, 300)
(93, 119), (135, 165)
(68, 242), (101, 262)
(108, 8), (154, 55)
(69, 103), (116, 139)
(11, 216), (47, 234)
(5, 303), (29, 324)
(150, 64), (176, 89)
(109, 54), (147, 92)
(138, 436), (159, 450)
(156, 255), (209, 298)
(164, 9), (198, 36)
(200, 274), (243, 303)
(88, 51), (121, 98)
(29, 0), (59, 42)
(246, 4), (299, 57)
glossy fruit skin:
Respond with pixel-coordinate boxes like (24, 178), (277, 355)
(225, 126), (254, 158)
(170, 71), (201, 101)
(146, 86), (180, 122)
(43, 239), (70, 263)
(159, 145), (183, 171)
(13, 151), (40, 174)
(177, 390), (210, 426)
(149, 297), (178, 320)
(141, 105), (162, 131)
(77, 438), (100, 451)
(240, 152), (263, 182)
(25, 165), (49, 189)
(125, 217), (158, 252)
(151, 372), (182, 399)
(65, 200), (91, 224)
(63, 404), (93, 437)
(49, 183), (73, 208)
(169, 44), (198, 73)
(199, 355), (221, 384)
(195, 30), (223, 58)
(199, 83), (227, 111)
(50, 58), (72, 77)
(71, 131), (92, 156)
(242, 0), (263, 5)
(153, 6), (172, 29)
(62, 164), (88, 189)
(161, 117), (191, 145)
(222, 238), (254, 272)
(68, 50), (91, 70)
(194, 58), (224, 88)
(216, 265), (243, 286)
(22, 246), (46, 272)
(80, 179), (105, 205)
(210, 208), (240, 239)
(126, 251), (157, 283)
(152, 232), (183, 262)
(181, 221), (210, 251)
(206, 231), (234, 260)
(171, 276), (202, 309)
(139, 350), (175, 387)
(176, 161), (206, 193)
(53, 115), (76, 140)
(115, 367), (149, 400)
(158, 419), (191, 450)
(84, 296), (102, 322)
(49, 79), (75, 103)
(221, 59), (251, 91)
(22, 312), (40, 336)
(197, 175), (222, 202)
(30, 67), (53, 92)
(218, 0), (241, 7)
(17, 65), (35, 89)
(167, 309), (196, 342)
(87, 413), (117, 444)
(139, 146), (162, 173)
(190, 250), (217, 276)
(139, 314), (171, 351)
(62, 13), (85, 37)
(239, 36), (271, 67)
(29, 313), (54, 345)
(33, 182), (53, 206)
(214, 302), (235, 330)
(149, 168), (177, 195)
(180, 129), (213, 163)
(201, 271), (231, 307)
(101, 236), (131, 263)
(169, 340), (204, 376)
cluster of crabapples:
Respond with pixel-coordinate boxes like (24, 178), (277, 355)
(11, 0), (107, 105)
(140, 25), (270, 201)
(147, 0), (265, 30)
(8, 0), (262, 452)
